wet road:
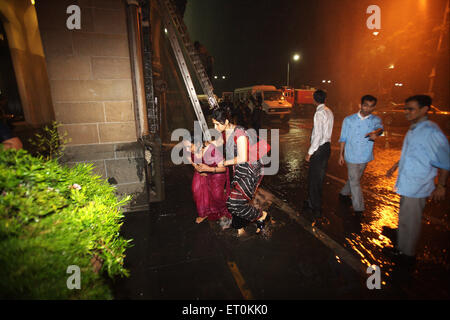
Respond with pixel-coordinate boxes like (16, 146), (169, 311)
(262, 108), (450, 297)
(114, 108), (449, 300)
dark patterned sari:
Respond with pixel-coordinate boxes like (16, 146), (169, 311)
(225, 126), (264, 229)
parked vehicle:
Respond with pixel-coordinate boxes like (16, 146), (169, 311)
(373, 102), (450, 132)
(220, 92), (233, 103)
(234, 85), (292, 121)
(281, 87), (315, 106)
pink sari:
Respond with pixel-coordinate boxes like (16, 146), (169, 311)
(191, 144), (231, 220)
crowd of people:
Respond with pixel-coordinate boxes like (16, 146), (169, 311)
(184, 89), (449, 271)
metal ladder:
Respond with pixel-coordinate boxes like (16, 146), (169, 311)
(158, 0), (219, 141)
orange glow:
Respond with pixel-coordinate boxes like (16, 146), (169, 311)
(419, 0), (427, 10)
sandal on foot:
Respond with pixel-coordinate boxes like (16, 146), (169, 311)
(256, 212), (270, 234)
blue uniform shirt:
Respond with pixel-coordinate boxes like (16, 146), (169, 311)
(339, 112), (384, 164)
(396, 119), (450, 198)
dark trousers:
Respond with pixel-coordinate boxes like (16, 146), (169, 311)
(307, 142), (331, 213)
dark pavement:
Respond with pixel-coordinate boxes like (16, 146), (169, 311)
(114, 108), (450, 299)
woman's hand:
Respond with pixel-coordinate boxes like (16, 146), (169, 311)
(196, 163), (213, 173)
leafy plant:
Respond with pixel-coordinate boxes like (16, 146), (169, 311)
(0, 146), (132, 299)
(28, 121), (71, 161)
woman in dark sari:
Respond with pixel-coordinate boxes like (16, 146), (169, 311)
(196, 107), (269, 236)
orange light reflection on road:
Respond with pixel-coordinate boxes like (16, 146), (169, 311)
(345, 142), (402, 270)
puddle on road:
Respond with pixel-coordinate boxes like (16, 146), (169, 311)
(264, 119), (450, 291)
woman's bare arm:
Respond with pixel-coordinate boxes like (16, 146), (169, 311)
(222, 135), (248, 166)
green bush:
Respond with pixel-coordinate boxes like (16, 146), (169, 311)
(27, 121), (71, 161)
(0, 147), (132, 299)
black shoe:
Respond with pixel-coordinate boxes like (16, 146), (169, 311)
(312, 210), (322, 218)
(382, 246), (403, 258)
(255, 212), (270, 234)
(339, 193), (351, 202)
(390, 253), (417, 279)
(313, 216), (329, 227)
(302, 200), (313, 213)
(354, 210), (363, 216)
(382, 226), (397, 244)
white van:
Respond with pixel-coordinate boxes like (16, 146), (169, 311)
(233, 85), (292, 121)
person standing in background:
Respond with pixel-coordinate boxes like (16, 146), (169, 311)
(338, 95), (383, 215)
(303, 89), (334, 220)
(385, 95), (449, 267)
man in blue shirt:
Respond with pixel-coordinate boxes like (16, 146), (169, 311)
(386, 95), (449, 261)
(338, 95), (383, 214)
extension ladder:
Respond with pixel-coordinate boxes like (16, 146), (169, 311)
(158, 0), (219, 140)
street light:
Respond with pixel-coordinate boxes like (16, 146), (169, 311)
(222, 76), (226, 79)
(287, 53), (300, 87)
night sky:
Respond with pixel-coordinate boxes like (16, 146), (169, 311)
(184, 0), (449, 109)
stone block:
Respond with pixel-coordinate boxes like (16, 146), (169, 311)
(37, 0), (95, 31)
(98, 122), (137, 143)
(46, 55), (92, 80)
(78, 7), (95, 32)
(59, 123), (99, 145)
(115, 141), (144, 159)
(35, 0), (70, 30)
(104, 101), (134, 122)
(60, 143), (114, 162)
(40, 30), (73, 57)
(77, 0), (94, 8)
(72, 32), (129, 57)
(92, 0), (125, 10)
(54, 102), (105, 124)
(50, 79), (133, 102)
(92, 57), (131, 79)
(93, 8), (127, 34)
(115, 182), (148, 209)
(65, 160), (106, 179)
(105, 158), (146, 184)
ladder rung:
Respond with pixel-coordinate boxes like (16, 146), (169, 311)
(160, 0), (216, 140)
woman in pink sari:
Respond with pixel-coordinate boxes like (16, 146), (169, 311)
(188, 138), (232, 225)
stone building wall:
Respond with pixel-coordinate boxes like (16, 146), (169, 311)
(34, 0), (148, 210)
